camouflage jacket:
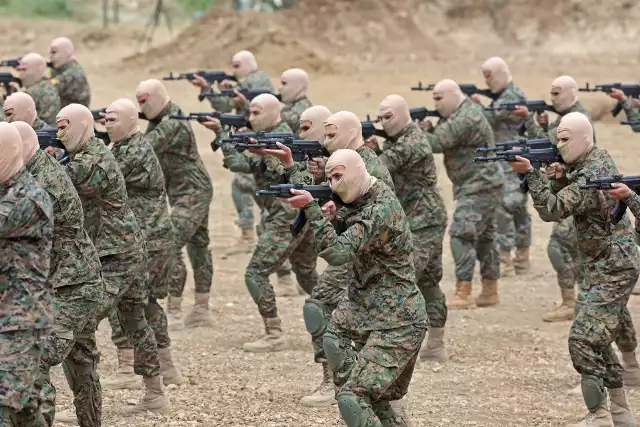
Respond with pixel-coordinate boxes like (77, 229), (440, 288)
(426, 98), (503, 197)
(527, 147), (639, 285)
(482, 81), (528, 143)
(524, 101), (595, 146)
(26, 149), (102, 289)
(0, 167), (54, 332)
(304, 180), (428, 331)
(281, 97), (312, 135)
(32, 117), (50, 131)
(65, 136), (143, 257)
(144, 102), (213, 204)
(379, 122), (447, 231)
(205, 69), (274, 117)
(625, 192), (640, 236)
(110, 132), (173, 252)
(622, 96), (640, 122)
(24, 77), (61, 127)
(50, 59), (91, 108)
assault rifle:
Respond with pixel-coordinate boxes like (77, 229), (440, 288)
(411, 82), (497, 100)
(485, 100), (555, 114)
(620, 120), (640, 133)
(0, 72), (21, 88)
(169, 112), (250, 152)
(163, 70), (237, 85)
(232, 139), (327, 162)
(0, 57), (54, 69)
(36, 128), (65, 151)
(579, 174), (640, 224)
(91, 108), (149, 121)
(198, 88), (280, 102)
(217, 131), (295, 153)
(579, 83), (640, 117)
(475, 138), (553, 155)
(361, 115), (388, 139)
(410, 107), (441, 121)
(95, 129), (110, 144)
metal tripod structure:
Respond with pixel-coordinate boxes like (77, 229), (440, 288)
(137, 0), (173, 48)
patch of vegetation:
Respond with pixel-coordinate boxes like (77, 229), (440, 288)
(0, 0), (82, 18)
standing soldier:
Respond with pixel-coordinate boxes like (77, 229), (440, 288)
(279, 68), (312, 134)
(48, 37), (91, 108)
(17, 53), (60, 127)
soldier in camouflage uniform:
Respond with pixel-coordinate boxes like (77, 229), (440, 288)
(12, 121), (103, 427)
(136, 79), (215, 329)
(283, 149), (427, 427)
(424, 80), (504, 310)
(279, 68), (313, 133)
(17, 53), (60, 127)
(48, 37), (91, 108)
(509, 112), (638, 427)
(55, 104), (168, 417)
(100, 99), (184, 395)
(608, 87), (640, 122)
(0, 122), (54, 427)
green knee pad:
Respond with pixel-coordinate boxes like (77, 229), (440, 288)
(323, 331), (345, 373)
(421, 286), (444, 302)
(303, 299), (327, 338)
(546, 243), (566, 272)
(245, 277), (263, 305)
(337, 392), (374, 427)
(581, 375), (605, 412)
(449, 236), (466, 263)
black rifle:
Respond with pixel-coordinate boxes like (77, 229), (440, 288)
(475, 138), (553, 155)
(579, 174), (640, 224)
(411, 82), (497, 100)
(163, 71), (237, 85)
(91, 108), (149, 121)
(36, 128), (65, 151)
(169, 112), (250, 152)
(198, 88), (280, 102)
(0, 72), (21, 87)
(579, 83), (640, 117)
(95, 129), (110, 144)
(218, 131), (294, 152)
(410, 107), (441, 121)
(485, 100), (555, 114)
(233, 139), (328, 162)
(361, 115), (388, 139)
(0, 57), (21, 68)
(620, 120), (640, 133)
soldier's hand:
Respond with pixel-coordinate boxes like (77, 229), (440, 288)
(95, 111), (106, 126)
(507, 155), (533, 173)
(308, 157), (326, 181)
(232, 90), (247, 107)
(321, 200), (337, 220)
(189, 74), (209, 89)
(546, 162), (566, 179)
(262, 141), (294, 168)
(419, 118), (434, 131)
(511, 106), (529, 118)
(470, 94), (483, 105)
(631, 98), (640, 109)
(536, 112), (549, 126)
(605, 183), (632, 200)
(608, 88), (626, 101)
(44, 146), (56, 156)
(220, 79), (235, 89)
(364, 136), (378, 150)
(200, 116), (222, 132)
(246, 137), (269, 156)
(280, 189), (313, 208)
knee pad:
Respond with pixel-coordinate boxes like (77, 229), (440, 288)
(244, 273), (263, 305)
(337, 392), (373, 427)
(323, 331), (345, 372)
(449, 236), (467, 262)
(303, 299), (327, 338)
(546, 242), (566, 272)
(421, 286), (444, 302)
(581, 375), (605, 412)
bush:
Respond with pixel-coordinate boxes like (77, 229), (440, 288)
(0, 0), (75, 18)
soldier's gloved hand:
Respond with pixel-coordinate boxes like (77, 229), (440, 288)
(200, 116), (221, 132)
(262, 141), (294, 168)
(511, 106), (529, 118)
(364, 135), (378, 150)
(605, 183), (632, 201)
(607, 88), (625, 101)
(308, 157), (325, 181)
(321, 201), (337, 220)
(536, 112), (549, 126)
(189, 74), (208, 89)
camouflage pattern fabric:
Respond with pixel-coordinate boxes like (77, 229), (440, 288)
(523, 101), (594, 145)
(23, 77), (60, 127)
(49, 59), (91, 108)
(204, 68), (274, 118)
(281, 97), (313, 135)
(231, 172), (256, 230)
(31, 117), (50, 131)
(547, 217), (583, 290)
(621, 97), (640, 122)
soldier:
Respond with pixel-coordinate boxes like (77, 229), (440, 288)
(17, 53), (60, 126)
(424, 79), (503, 309)
(48, 37), (91, 108)
(135, 79), (214, 328)
(508, 112), (638, 427)
(100, 99), (184, 391)
(54, 104), (168, 417)
(608, 87), (640, 122)
(282, 149), (427, 426)
(4, 92), (50, 130)
(279, 68), (313, 133)
(12, 121), (103, 427)
(0, 122), (54, 426)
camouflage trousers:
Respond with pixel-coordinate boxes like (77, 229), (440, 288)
(246, 219), (318, 320)
(496, 170), (531, 251)
(231, 172), (256, 230)
(570, 274), (639, 389)
(547, 217), (583, 291)
(96, 250), (160, 378)
(167, 198), (213, 297)
(0, 329), (44, 427)
(449, 192), (501, 282)
(39, 279), (103, 427)
(413, 225), (447, 329)
(108, 248), (171, 351)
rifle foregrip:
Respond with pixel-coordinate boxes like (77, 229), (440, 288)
(611, 101), (623, 118)
(611, 200), (627, 224)
(290, 209), (307, 237)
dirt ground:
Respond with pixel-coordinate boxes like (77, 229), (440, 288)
(5, 1), (640, 425)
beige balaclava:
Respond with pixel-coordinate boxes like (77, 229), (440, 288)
(481, 56), (512, 94)
(135, 79), (170, 121)
(249, 93), (281, 131)
(280, 68), (309, 103)
(551, 75), (579, 113)
(12, 121), (39, 164)
(4, 92), (37, 124)
(50, 37), (75, 69)
(18, 53), (48, 87)
(232, 50), (258, 78)
(299, 105), (331, 142)
(56, 104), (95, 153)
(323, 111), (363, 154)
(377, 94), (412, 137)
(556, 112), (594, 164)
(433, 79), (465, 118)
(0, 122), (24, 184)
(105, 98), (141, 143)
(325, 148), (377, 204)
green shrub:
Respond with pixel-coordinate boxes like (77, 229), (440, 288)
(1, 0), (75, 17)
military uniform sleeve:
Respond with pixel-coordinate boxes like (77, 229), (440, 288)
(206, 89), (234, 113)
(65, 155), (105, 199)
(621, 97), (640, 122)
(379, 141), (410, 174)
(526, 168), (589, 222)
(143, 121), (177, 155)
(284, 163), (314, 185)
(0, 198), (33, 234)
(623, 191), (640, 224)
(426, 120), (461, 153)
(522, 115), (548, 139)
(220, 141), (255, 174)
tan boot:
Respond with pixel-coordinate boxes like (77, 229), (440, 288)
(446, 282), (475, 310)
(568, 405), (614, 427)
(475, 279), (500, 307)
(609, 388), (636, 427)
(167, 296), (184, 331)
(221, 228), (256, 259)
(184, 292), (215, 328)
(101, 349), (142, 390)
(121, 375), (170, 415)
(242, 317), (286, 353)
(500, 248), (515, 277)
(389, 398), (415, 427)
(542, 289), (575, 322)
(621, 351), (640, 387)
(275, 273), (300, 298)
(54, 406), (77, 424)
(514, 247), (531, 274)
(158, 347), (185, 386)
(299, 362), (336, 407)
(419, 327), (447, 363)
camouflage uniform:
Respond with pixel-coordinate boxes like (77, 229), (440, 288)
(303, 180), (428, 425)
(31, 117), (50, 131)
(378, 122), (448, 328)
(526, 147), (639, 391)
(49, 59), (91, 108)
(144, 102), (214, 298)
(621, 97), (640, 122)
(0, 167), (54, 426)
(25, 149), (104, 427)
(23, 77), (61, 127)
(106, 132), (174, 353)
(65, 137), (160, 380)
(426, 99), (504, 282)
(281, 97), (313, 134)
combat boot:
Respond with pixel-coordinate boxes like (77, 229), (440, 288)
(54, 406), (77, 424)
(242, 317), (286, 353)
(121, 375), (170, 415)
(620, 351), (640, 387)
(568, 376), (614, 427)
(275, 273), (300, 298)
(101, 349), (142, 390)
(500, 248), (515, 277)
(381, 398), (414, 427)
(221, 227), (256, 259)
(446, 282), (475, 310)
(513, 247), (531, 274)
(158, 347), (185, 386)
(475, 279), (500, 307)
(419, 327), (447, 363)
(167, 295), (184, 331)
(299, 362), (336, 407)
(184, 292), (215, 328)
(542, 289), (575, 322)
(609, 388), (636, 427)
